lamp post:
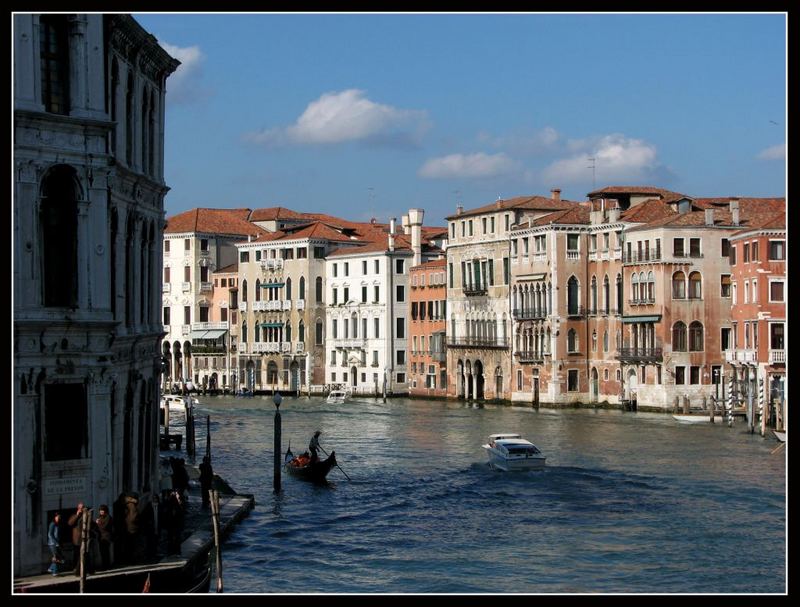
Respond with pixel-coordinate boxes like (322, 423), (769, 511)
(273, 390), (282, 493)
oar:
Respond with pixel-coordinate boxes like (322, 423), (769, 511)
(319, 445), (351, 481)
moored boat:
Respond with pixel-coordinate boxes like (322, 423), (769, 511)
(284, 447), (337, 482)
(482, 433), (546, 471)
(672, 413), (722, 424)
(326, 387), (351, 404)
(161, 394), (200, 412)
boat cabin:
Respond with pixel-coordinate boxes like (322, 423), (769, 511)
(494, 439), (542, 457)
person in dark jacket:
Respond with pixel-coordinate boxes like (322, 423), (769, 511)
(309, 430), (322, 463)
(199, 456), (214, 507)
(94, 505), (113, 570)
(47, 513), (63, 575)
(67, 502), (88, 575)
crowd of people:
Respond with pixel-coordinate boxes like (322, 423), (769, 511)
(44, 455), (213, 576)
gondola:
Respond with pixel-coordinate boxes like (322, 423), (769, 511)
(284, 447), (337, 482)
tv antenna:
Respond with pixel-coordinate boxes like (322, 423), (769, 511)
(587, 157), (596, 190)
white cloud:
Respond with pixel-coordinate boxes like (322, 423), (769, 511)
(418, 152), (518, 180)
(757, 143), (785, 161)
(160, 42), (206, 104)
(541, 134), (661, 184)
(244, 89), (430, 146)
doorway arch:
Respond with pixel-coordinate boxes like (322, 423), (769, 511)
(474, 360), (485, 400)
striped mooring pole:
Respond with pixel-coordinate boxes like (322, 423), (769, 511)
(726, 372), (736, 425)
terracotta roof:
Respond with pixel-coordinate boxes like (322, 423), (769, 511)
(731, 210), (786, 235)
(587, 185), (686, 198)
(619, 198), (678, 223)
(421, 226), (448, 238)
(327, 233), (444, 258)
(249, 207), (307, 222)
(213, 263), (238, 274)
(629, 200), (785, 231)
(445, 195), (580, 221)
(526, 205), (591, 227)
(165, 208), (267, 237)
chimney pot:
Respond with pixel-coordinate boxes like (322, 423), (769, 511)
(705, 209), (715, 225)
(551, 188), (561, 202)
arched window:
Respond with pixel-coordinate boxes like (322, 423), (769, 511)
(242, 279), (248, 302)
(285, 277), (292, 301)
(40, 165), (79, 307)
(631, 273), (639, 301)
(672, 321), (687, 351)
(141, 87), (149, 173)
(647, 271), (655, 301)
(255, 279), (261, 301)
(299, 320), (305, 343)
(688, 272), (702, 299)
(603, 330), (609, 352)
(689, 321), (704, 351)
(110, 59), (119, 153)
(616, 273), (623, 312)
(299, 276), (306, 300)
(567, 276), (579, 315)
(126, 72), (134, 165)
(242, 321), (248, 344)
(316, 276), (323, 302)
(254, 322), (261, 342)
(568, 328), (578, 352)
(672, 271), (686, 299)
(590, 276), (597, 313)
(603, 275), (610, 314)
(285, 321), (292, 343)
(315, 319), (323, 345)
(639, 272), (646, 301)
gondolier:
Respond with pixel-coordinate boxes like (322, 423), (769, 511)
(309, 431), (322, 463)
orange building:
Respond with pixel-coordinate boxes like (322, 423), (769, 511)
(727, 210), (786, 429)
(409, 258), (448, 397)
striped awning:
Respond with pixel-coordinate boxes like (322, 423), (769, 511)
(190, 329), (228, 340)
(260, 322), (284, 328)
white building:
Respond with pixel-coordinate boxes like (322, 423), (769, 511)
(161, 208), (266, 392)
(325, 211), (441, 396)
(13, 14), (178, 576)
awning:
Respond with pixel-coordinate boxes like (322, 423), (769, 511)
(261, 283), (285, 288)
(622, 315), (662, 324)
(260, 322), (284, 328)
(519, 273), (547, 281)
(189, 330), (209, 340)
(202, 329), (227, 339)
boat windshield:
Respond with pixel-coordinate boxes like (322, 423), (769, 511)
(506, 446), (541, 455)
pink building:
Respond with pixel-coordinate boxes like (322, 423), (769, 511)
(409, 259), (447, 398)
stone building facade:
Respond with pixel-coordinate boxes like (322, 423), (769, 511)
(13, 14), (178, 576)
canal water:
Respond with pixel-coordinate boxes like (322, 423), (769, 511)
(184, 395), (785, 593)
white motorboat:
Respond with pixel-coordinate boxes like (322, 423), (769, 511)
(482, 433), (546, 471)
(161, 394), (199, 412)
(326, 387), (351, 404)
(672, 414), (721, 424)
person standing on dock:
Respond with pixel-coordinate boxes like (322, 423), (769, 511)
(199, 456), (214, 508)
(67, 502), (87, 576)
(47, 513), (63, 575)
(94, 505), (113, 571)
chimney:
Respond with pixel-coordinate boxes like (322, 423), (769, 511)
(729, 198), (740, 226)
(408, 208), (424, 267)
(704, 208), (715, 226)
(401, 214), (410, 235)
(456, 205), (464, 216)
(551, 188), (561, 202)
(388, 217), (396, 251)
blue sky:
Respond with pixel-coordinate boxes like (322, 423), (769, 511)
(134, 12), (786, 227)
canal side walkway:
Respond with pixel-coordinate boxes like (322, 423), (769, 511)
(14, 475), (255, 593)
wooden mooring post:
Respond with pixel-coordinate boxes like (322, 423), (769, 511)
(210, 490), (223, 593)
(79, 507), (92, 593)
(273, 390), (282, 494)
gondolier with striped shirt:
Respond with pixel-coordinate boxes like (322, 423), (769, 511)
(309, 431), (322, 463)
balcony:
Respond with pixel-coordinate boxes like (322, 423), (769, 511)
(566, 305), (586, 318)
(260, 259), (284, 271)
(190, 345), (227, 355)
(770, 349), (786, 364)
(191, 322), (228, 331)
(515, 350), (545, 363)
(512, 308), (547, 321)
(296, 299), (305, 311)
(429, 350), (447, 362)
(282, 300), (292, 311)
(566, 250), (580, 260)
(163, 283), (171, 293)
(334, 338), (365, 349)
(725, 349), (756, 364)
(295, 342), (305, 353)
(238, 301), (247, 312)
(182, 282), (191, 292)
(200, 282), (213, 293)
(463, 285), (488, 296)
(628, 297), (656, 306)
(447, 337), (509, 349)
(623, 251), (662, 264)
(162, 324), (170, 333)
(532, 252), (547, 262)
(616, 347), (663, 363)
(181, 324), (190, 336)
